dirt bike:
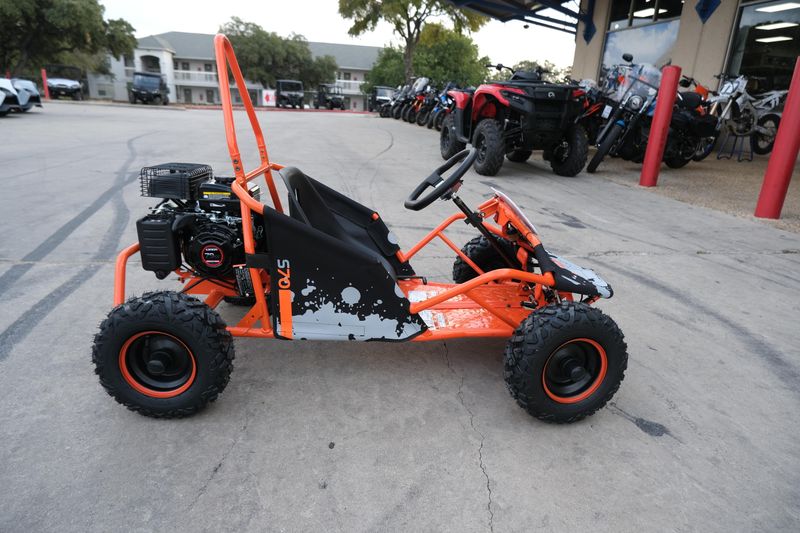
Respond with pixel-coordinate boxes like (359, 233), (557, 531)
(706, 74), (787, 155)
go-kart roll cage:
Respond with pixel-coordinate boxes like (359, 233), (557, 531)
(114, 34), (564, 341)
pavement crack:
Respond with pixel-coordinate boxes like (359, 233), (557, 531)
(187, 411), (250, 512)
(442, 342), (495, 532)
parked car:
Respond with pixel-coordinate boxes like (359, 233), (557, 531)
(128, 72), (170, 105)
(276, 80), (304, 108)
(45, 65), (85, 100)
(11, 79), (43, 110)
(0, 79), (34, 116)
(313, 84), (344, 109)
(369, 85), (394, 112)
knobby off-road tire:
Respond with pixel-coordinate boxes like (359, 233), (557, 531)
(506, 149), (533, 163)
(587, 123), (623, 173)
(92, 291), (234, 418)
(473, 119), (505, 176)
(504, 302), (627, 423)
(550, 125), (589, 177)
(752, 114), (780, 155)
(440, 114), (466, 160)
(452, 235), (517, 284)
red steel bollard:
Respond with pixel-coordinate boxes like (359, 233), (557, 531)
(639, 65), (682, 187)
(41, 68), (50, 100)
(754, 56), (800, 219)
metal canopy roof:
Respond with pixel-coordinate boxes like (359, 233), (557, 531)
(449, 0), (596, 42)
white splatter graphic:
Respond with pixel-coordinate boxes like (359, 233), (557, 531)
(341, 286), (361, 304)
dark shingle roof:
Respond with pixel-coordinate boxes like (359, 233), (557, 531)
(138, 32), (214, 59)
(137, 34), (175, 53)
(308, 42), (381, 71)
(137, 32), (381, 69)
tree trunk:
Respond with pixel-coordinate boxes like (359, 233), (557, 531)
(403, 40), (415, 83)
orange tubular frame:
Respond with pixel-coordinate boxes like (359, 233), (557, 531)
(112, 33), (563, 341)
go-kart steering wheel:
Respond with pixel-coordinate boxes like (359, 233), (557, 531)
(404, 148), (477, 211)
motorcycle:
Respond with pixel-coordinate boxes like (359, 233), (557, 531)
(391, 84), (412, 119)
(587, 57), (661, 173)
(401, 77), (430, 123)
(427, 82), (457, 130)
(415, 85), (439, 126)
(587, 55), (716, 172)
(705, 74), (787, 155)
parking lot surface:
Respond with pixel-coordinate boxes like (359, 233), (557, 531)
(1, 102), (799, 532)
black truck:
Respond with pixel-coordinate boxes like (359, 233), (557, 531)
(129, 72), (170, 105)
(276, 80), (304, 108)
(314, 84), (344, 109)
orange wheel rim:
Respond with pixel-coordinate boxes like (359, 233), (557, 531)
(119, 331), (197, 399)
(542, 338), (608, 404)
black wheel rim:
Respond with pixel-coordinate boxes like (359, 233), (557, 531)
(543, 339), (606, 402)
(476, 133), (487, 163)
(121, 332), (195, 393)
(553, 140), (570, 163)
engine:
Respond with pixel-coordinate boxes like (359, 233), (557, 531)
(135, 163), (262, 290)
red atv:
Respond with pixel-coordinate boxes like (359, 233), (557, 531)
(440, 64), (589, 177)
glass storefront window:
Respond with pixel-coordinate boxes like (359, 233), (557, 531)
(728, 0), (800, 90)
(601, 0), (683, 78)
(608, 0), (683, 30)
(601, 19), (681, 72)
(609, 0), (632, 31)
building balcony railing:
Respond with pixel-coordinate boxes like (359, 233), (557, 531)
(335, 79), (364, 94)
(174, 70), (218, 84)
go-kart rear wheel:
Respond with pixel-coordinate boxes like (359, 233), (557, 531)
(92, 291), (234, 418)
(452, 235), (517, 284)
(472, 119), (505, 176)
(506, 149), (532, 163)
(440, 114), (466, 160)
(504, 302), (627, 423)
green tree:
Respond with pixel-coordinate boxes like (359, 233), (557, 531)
(363, 46), (405, 94)
(220, 17), (337, 89)
(413, 23), (489, 87)
(338, 0), (485, 81)
(0, 0), (136, 76)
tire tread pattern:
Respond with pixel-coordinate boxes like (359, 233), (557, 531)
(92, 291), (234, 419)
(503, 302), (627, 423)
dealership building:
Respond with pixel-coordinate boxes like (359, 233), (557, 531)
(457, 0), (800, 91)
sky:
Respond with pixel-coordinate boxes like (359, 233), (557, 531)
(100, 0), (577, 68)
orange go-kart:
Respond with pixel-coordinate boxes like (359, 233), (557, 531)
(92, 35), (627, 422)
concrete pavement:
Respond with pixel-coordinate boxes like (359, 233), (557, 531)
(0, 101), (798, 532)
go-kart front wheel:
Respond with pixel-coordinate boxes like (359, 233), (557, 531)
(504, 302), (627, 423)
(452, 235), (517, 284)
(92, 291), (234, 418)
